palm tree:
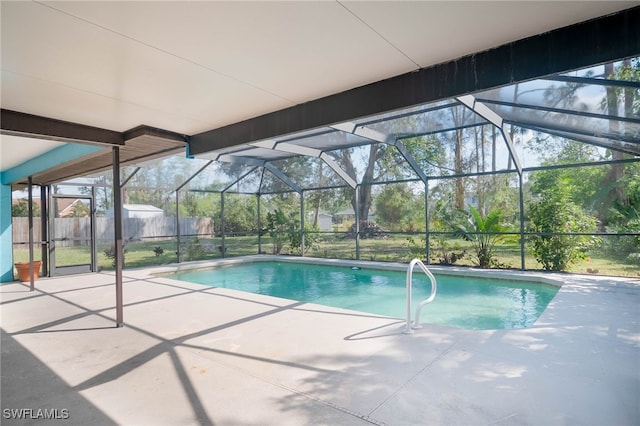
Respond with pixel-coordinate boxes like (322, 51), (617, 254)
(455, 206), (509, 268)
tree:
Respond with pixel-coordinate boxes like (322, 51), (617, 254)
(304, 161), (344, 228)
(264, 209), (287, 254)
(214, 194), (259, 234)
(374, 183), (412, 227)
(79, 174), (112, 214)
(328, 117), (446, 221)
(422, 198), (467, 264)
(600, 58), (640, 225)
(452, 117), (465, 209)
(330, 144), (384, 221)
(123, 157), (212, 214)
(374, 183), (425, 231)
(528, 58), (640, 228)
(180, 191), (216, 217)
(11, 199), (41, 217)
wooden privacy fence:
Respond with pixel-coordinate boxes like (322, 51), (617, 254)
(13, 217), (213, 246)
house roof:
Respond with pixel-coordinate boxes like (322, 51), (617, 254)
(122, 204), (163, 212)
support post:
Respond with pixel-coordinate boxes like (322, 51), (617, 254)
(112, 147), (124, 327)
(27, 176), (34, 291)
(48, 187), (55, 276)
(40, 185), (48, 277)
(176, 191), (181, 263)
(425, 181), (430, 264)
(257, 194), (262, 254)
(220, 192), (226, 258)
(355, 186), (360, 260)
(519, 172), (526, 270)
(90, 186), (97, 272)
(300, 191), (305, 257)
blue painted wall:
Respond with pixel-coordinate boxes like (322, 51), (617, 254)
(0, 183), (14, 282)
(1, 144), (103, 185)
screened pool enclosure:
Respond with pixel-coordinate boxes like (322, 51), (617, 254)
(12, 58), (640, 277)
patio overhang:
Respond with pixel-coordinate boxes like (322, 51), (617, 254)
(1, 112), (187, 187)
(23, 125), (188, 187)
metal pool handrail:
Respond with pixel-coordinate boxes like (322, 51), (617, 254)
(403, 258), (438, 334)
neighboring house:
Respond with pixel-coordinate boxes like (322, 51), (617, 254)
(123, 204), (164, 219)
(56, 198), (86, 217)
(306, 212), (333, 232)
(464, 193), (479, 211)
(317, 213), (333, 232)
(334, 208), (355, 225)
(106, 204), (164, 219)
(12, 198), (86, 217)
(334, 208), (376, 223)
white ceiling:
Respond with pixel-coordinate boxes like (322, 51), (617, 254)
(0, 135), (66, 170)
(1, 1), (636, 173)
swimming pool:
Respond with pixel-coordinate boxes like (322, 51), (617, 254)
(167, 260), (560, 330)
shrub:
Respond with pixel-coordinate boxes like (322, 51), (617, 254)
(104, 243), (127, 267)
(406, 235), (465, 265)
(431, 236), (466, 265)
(185, 238), (206, 260)
(527, 193), (599, 271)
(601, 213), (640, 264)
(265, 209), (289, 254)
(288, 223), (319, 255)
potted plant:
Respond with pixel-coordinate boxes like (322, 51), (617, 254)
(14, 260), (42, 282)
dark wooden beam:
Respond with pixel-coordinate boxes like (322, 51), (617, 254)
(0, 109), (124, 146)
(122, 125), (187, 143)
(190, 6), (640, 155)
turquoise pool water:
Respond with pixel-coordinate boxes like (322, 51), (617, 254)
(168, 261), (559, 330)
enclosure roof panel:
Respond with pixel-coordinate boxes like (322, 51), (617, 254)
(192, 57), (639, 173)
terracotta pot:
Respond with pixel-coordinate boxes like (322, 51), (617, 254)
(15, 261), (42, 282)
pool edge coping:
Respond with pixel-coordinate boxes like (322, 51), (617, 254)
(144, 254), (568, 288)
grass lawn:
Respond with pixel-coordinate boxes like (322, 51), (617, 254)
(11, 234), (639, 277)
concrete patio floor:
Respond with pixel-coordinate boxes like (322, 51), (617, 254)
(1, 260), (639, 425)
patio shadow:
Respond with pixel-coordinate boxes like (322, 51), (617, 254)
(1, 328), (116, 425)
